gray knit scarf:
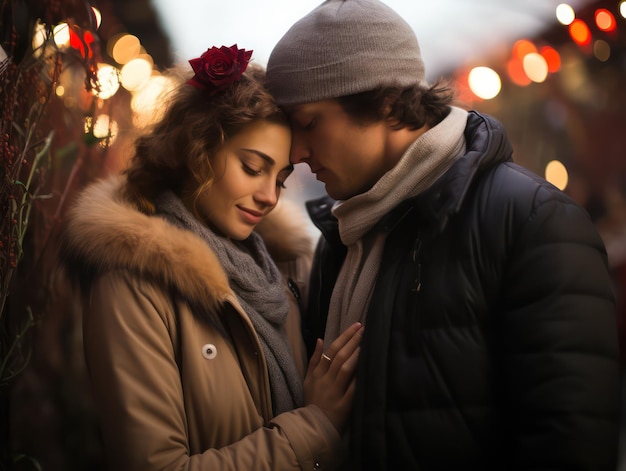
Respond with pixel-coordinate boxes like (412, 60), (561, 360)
(154, 191), (303, 415)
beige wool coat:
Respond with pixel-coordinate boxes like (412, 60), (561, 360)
(61, 177), (342, 470)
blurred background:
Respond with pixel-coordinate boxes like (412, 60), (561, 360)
(0, 0), (625, 469)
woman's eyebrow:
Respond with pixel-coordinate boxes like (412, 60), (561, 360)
(241, 148), (274, 165)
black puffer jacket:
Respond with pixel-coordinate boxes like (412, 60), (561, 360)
(305, 111), (621, 470)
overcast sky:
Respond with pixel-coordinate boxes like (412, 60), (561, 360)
(151, 0), (591, 80)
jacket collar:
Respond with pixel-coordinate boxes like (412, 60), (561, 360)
(62, 176), (312, 310)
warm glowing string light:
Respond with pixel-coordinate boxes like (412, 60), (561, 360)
(120, 57), (153, 91)
(69, 27), (95, 59)
(32, 21), (47, 57)
(595, 9), (616, 32)
(523, 53), (549, 82)
(593, 40), (611, 61)
(110, 34), (142, 65)
(545, 160), (569, 190)
(92, 114), (119, 146)
(507, 58), (531, 86)
(468, 67), (501, 99)
(513, 39), (537, 60)
(53, 23), (70, 47)
(131, 75), (176, 128)
(92, 7), (102, 28)
(556, 3), (576, 25)
(93, 64), (120, 99)
(569, 19), (592, 46)
(540, 46), (561, 73)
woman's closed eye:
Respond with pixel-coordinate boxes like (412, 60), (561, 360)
(242, 162), (263, 176)
(242, 162), (288, 189)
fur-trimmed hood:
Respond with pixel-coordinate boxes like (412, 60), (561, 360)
(61, 176), (313, 311)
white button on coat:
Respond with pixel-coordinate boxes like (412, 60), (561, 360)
(201, 343), (217, 360)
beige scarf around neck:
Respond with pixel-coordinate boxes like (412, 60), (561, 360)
(324, 106), (468, 346)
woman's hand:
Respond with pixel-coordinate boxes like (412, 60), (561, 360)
(303, 322), (363, 431)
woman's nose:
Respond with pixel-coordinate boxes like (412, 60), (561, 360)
(254, 179), (278, 207)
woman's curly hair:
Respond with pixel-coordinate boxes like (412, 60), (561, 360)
(122, 63), (287, 214)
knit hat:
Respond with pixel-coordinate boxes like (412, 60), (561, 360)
(266, 0), (427, 106)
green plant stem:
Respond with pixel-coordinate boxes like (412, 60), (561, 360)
(17, 132), (53, 249)
(0, 268), (13, 325)
(0, 307), (34, 385)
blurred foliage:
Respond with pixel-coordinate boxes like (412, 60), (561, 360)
(0, 0), (107, 469)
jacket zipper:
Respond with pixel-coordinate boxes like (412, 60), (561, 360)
(409, 234), (423, 349)
(411, 235), (422, 293)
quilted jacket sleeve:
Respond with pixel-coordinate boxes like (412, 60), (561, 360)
(493, 164), (620, 469)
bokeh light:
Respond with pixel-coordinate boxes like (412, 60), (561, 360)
(32, 21), (47, 57)
(69, 27), (95, 59)
(92, 114), (119, 146)
(120, 57), (153, 91)
(556, 3), (576, 25)
(507, 57), (532, 86)
(131, 75), (176, 128)
(513, 39), (537, 60)
(593, 39), (611, 61)
(110, 34), (142, 65)
(468, 67), (501, 100)
(545, 160), (569, 190)
(53, 23), (70, 47)
(93, 64), (120, 100)
(540, 46), (561, 73)
(523, 53), (549, 83)
(92, 7), (102, 29)
(595, 8), (616, 32)
(569, 19), (592, 46)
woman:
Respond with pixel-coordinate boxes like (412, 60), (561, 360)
(61, 44), (362, 470)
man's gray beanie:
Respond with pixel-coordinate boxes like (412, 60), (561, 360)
(266, 0), (426, 106)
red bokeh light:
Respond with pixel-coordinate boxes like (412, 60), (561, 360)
(569, 19), (592, 46)
(595, 8), (616, 32)
(540, 46), (561, 73)
(512, 39), (537, 60)
(506, 57), (531, 86)
(69, 27), (95, 59)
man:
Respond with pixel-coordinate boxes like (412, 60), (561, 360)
(266, 0), (621, 469)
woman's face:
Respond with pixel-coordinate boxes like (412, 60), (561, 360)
(194, 120), (293, 240)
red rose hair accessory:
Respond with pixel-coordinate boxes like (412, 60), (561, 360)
(187, 44), (253, 94)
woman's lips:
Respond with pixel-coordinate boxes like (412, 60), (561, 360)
(237, 206), (263, 225)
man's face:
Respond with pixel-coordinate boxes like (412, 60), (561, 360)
(288, 99), (395, 201)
